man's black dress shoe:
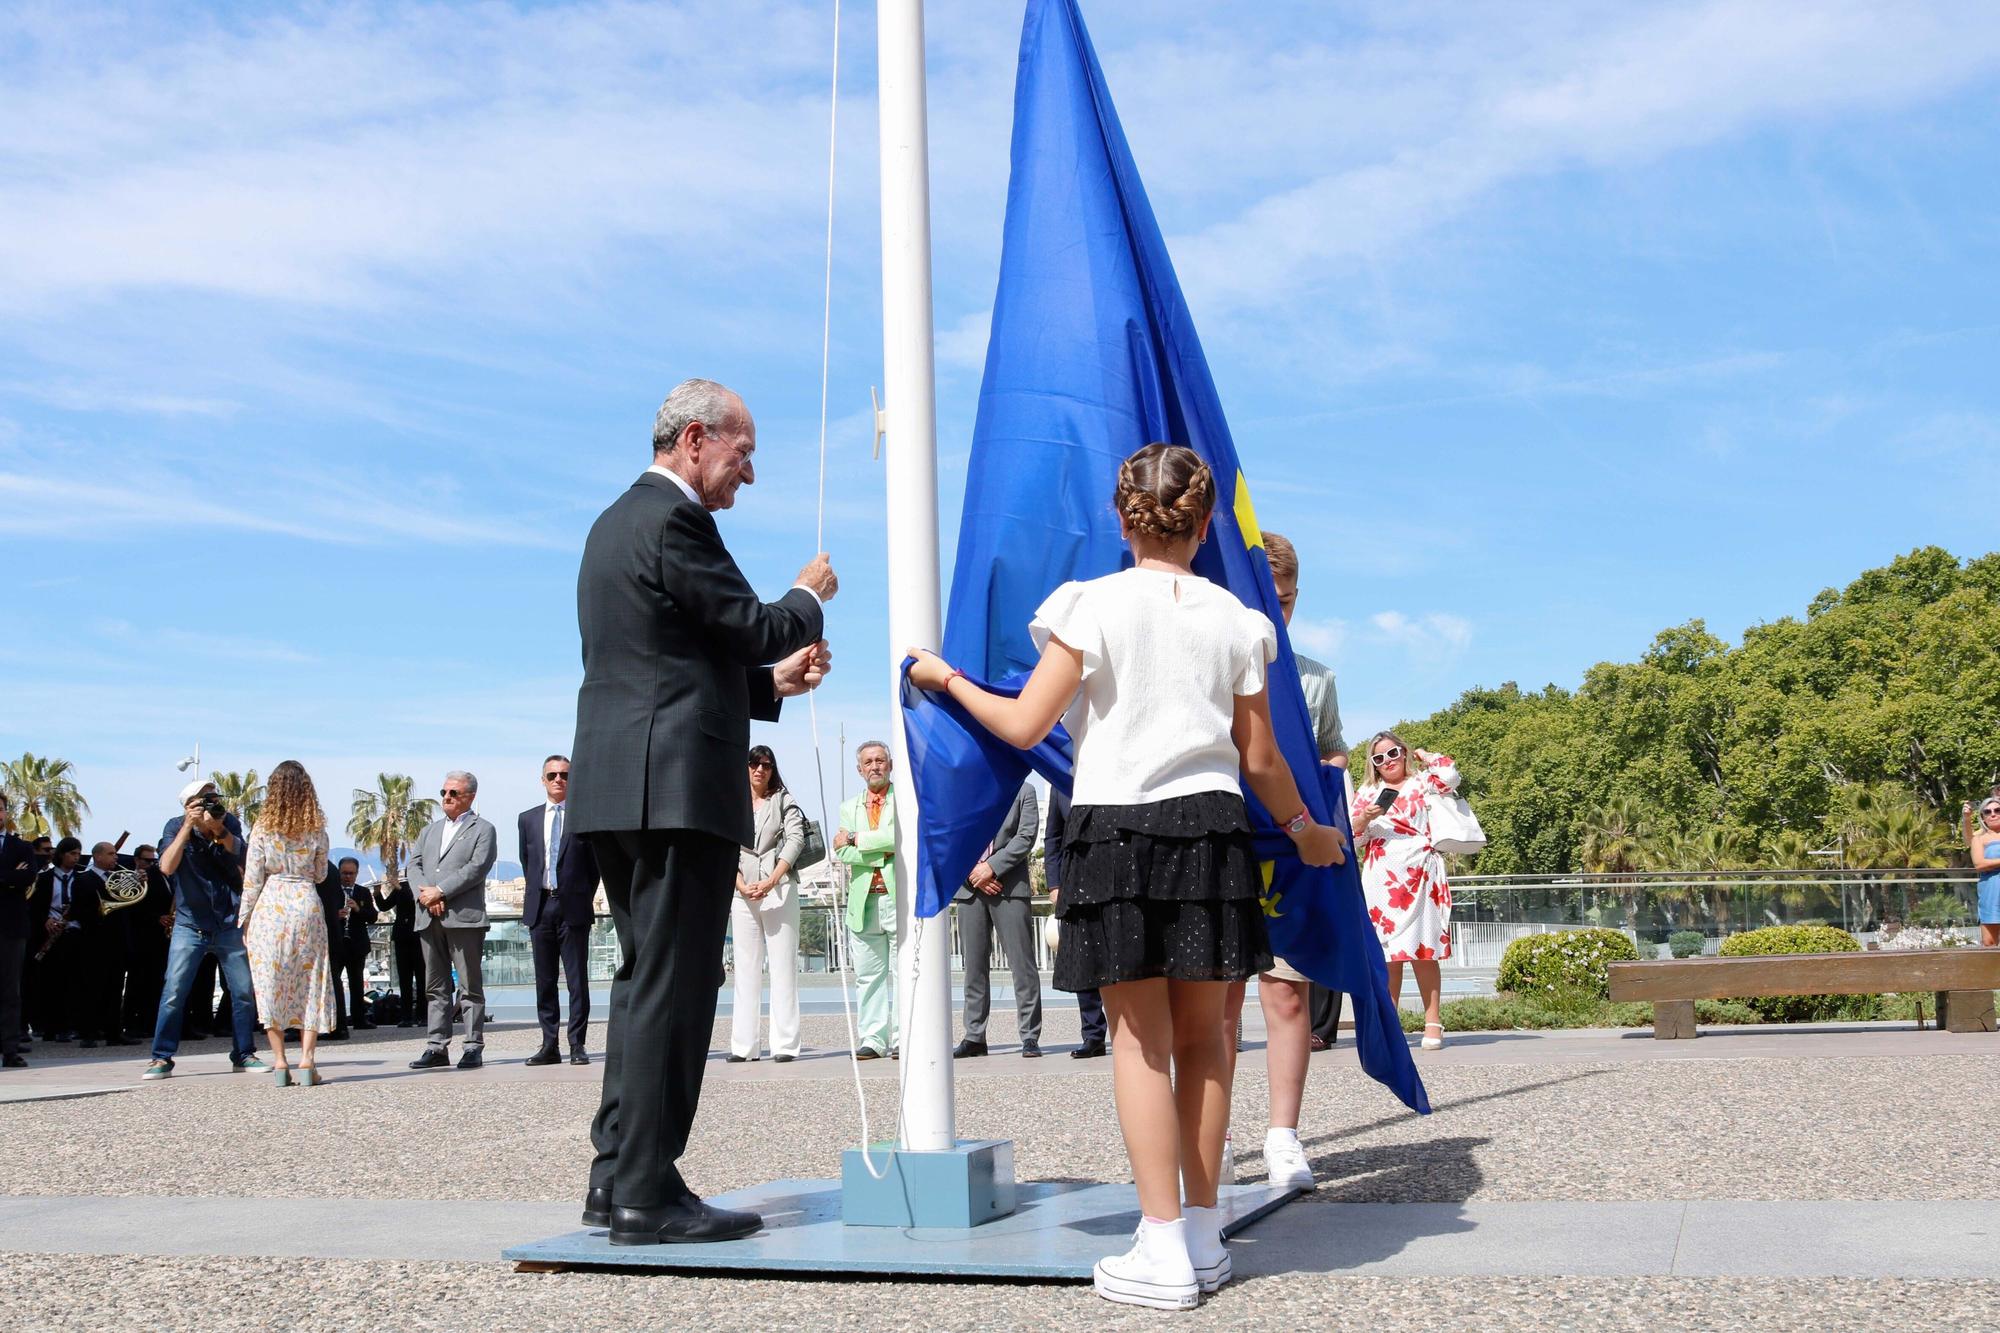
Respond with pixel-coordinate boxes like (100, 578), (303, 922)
(2, 1056), (26, 1068)
(457, 1049), (483, 1070)
(582, 1187), (612, 1228)
(1020, 1039), (1041, 1058)
(952, 1038), (987, 1059)
(525, 1047), (561, 1066)
(569, 1050), (590, 1066)
(325, 1028), (350, 1041)
(725, 1054), (750, 1063)
(408, 1048), (450, 1070)
(609, 1200), (762, 1246)
(772, 1053), (794, 1064)
(1070, 1040), (1107, 1059)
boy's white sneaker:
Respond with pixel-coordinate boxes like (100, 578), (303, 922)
(1093, 1217), (1201, 1310)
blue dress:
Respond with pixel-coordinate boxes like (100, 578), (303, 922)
(1979, 841), (2000, 925)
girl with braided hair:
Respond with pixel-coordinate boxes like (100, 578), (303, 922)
(909, 442), (1346, 1310)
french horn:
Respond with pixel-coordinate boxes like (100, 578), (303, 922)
(98, 866), (148, 915)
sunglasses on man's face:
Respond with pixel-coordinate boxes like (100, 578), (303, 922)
(544, 771), (570, 782)
(1370, 746), (1405, 767)
(442, 788), (466, 798)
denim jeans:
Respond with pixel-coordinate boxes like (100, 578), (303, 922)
(151, 921), (259, 1064)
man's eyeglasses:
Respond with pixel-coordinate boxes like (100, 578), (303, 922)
(442, 788), (467, 798)
(544, 771), (570, 782)
(1370, 746), (1405, 767)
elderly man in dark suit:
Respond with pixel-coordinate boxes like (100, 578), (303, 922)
(569, 377), (834, 1247)
(953, 780), (1043, 1059)
(520, 754), (599, 1067)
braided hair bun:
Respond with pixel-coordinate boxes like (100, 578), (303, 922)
(1116, 443), (1215, 542)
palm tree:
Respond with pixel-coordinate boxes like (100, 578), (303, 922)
(0, 753), (90, 838)
(348, 774), (436, 887)
(1578, 795), (1648, 874)
(210, 769), (265, 830)
(1851, 800), (1955, 926)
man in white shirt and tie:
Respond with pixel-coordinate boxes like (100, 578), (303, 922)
(29, 837), (87, 1042)
(519, 755), (599, 1066)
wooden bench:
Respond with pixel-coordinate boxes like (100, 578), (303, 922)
(1606, 949), (2000, 1039)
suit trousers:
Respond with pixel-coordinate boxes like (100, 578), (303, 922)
(729, 889), (799, 1059)
(123, 937), (168, 1038)
(80, 931), (127, 1041)
(29, 932), (82, 1036)
(341, 937), (370, 1021)
(420, 920), (488, 1051)
(390, 933), (423, 1022)
(0, 937), (23, 1057)
(587, 828), (737, 1209)
(1310, 982), (1344, 1044)
(1077, 986), (1107, 1045)
(531, 911), (592, 1053)
(849, 894), (898, 1055)
(957, 892), (1042, 1043)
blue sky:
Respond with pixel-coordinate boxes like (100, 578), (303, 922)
(3, 1), (1998, 849)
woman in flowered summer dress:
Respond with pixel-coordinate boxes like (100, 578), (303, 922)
(1351, 731), (1458, 1050)
(240, 760), (338, 1086)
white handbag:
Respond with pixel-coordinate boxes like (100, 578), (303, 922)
(1428, 787), (1488, 856)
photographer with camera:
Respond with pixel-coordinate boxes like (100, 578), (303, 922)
(141, 779), (268, 1081)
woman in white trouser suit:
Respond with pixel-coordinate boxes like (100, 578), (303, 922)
(730, 747), (807, 1062)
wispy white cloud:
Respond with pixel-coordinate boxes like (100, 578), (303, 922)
(1369, 611), (1473, 658)
(1290, 616), (1348, 659)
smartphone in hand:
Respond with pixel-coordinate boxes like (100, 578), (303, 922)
(1373, 787), (1399, 810)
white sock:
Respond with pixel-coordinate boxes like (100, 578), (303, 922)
(1266, 1127), (1300, 1148)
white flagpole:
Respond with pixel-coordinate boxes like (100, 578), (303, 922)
(877, 0), (955, 1153)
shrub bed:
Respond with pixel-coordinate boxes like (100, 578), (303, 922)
(1714, 924), (1869, 1023)
(1496, 928), (1640, 1000)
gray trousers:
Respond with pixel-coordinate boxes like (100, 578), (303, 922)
(958, 892), (1042, 1043)
(420, 921), (488, 1051)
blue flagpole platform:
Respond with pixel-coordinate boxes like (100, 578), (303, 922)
(503, 1178), (1305, 1278)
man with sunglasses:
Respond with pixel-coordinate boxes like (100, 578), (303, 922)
(521, 755), (598, 1067)
(405, 770), (498, 1071)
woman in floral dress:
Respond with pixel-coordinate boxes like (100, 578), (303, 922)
(240, 760), (338, 1085)
(1351, 731), (1459, 1050)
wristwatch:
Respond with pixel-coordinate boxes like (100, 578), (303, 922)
(1285, 808), (1311, 836)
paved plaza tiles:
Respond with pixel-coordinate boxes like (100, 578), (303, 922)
(4, 1009), (1998, 1330)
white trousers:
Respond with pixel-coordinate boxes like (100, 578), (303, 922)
(730, 890), (801, 1058)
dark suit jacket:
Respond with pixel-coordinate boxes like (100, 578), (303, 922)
(568, 470), (823, 846)
(315, 862), (345, 950)
(519, 804), (599, 930)
(122, 867), (174, 954)
(341, 883), (378, 948)
(373, 883), (416, 940)
(1043, 790), (1072, 895)
(0, 833), (34, 939)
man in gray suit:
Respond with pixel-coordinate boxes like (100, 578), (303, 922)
(405, 770), (499, 1071)
(953, 780), (1043, 1059)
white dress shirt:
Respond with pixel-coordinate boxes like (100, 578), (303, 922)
(439, 809), (473, 857)
(543, 802), (564, 891)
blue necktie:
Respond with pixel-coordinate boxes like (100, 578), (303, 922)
(547, 805), (562, 891)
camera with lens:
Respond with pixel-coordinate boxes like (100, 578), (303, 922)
(200, 795), (229, 821)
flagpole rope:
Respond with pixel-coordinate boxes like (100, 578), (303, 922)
(801, 0), (895, 1183)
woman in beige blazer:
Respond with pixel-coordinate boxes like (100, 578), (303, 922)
(729, 746), (809, 1061)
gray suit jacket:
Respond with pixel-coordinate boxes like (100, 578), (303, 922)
(954, 782), (1040, 903)
(408, 813), (499, 929)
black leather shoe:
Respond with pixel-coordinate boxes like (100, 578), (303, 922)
(609, 1199), (761, 1246)
(525, 1047), (561, 1066)
(855, 1046), (882, 1061)
(457, 1050), (483, 1070)
(952, 1038), (987, 1059)
(1070, 1040), (1107, 1059)
(1020, 1039), (1041, 1058)
(569, 1051), (590, 1066)
(725, 1054), (750, 1063)
(2, 1056), (26, 1068)
(772, 1054), (794, 1064)
(408, 1048), (450, 1070)
(582, 1187), (612, 1228)
(324, 1028), (350, 1041)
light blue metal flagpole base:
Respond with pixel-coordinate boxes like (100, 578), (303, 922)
(841, 1138), (1016, 1229)
(503, 1177), (1306, 1278)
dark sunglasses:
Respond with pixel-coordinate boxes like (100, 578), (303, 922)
(1369, 746), (1405, 767)
(441, 788), (467, 798)
(1983, 805), (2000, 817)
(544, 771), (570, 781)
(748, 760), (773, 770)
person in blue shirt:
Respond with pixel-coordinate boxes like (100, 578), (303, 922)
(1964, 795), (2000, 948)
(142, 779), (268, 1080)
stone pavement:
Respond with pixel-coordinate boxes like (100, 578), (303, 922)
(3, 1010), (1997, 1330)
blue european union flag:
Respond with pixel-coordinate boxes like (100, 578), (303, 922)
(900, 0), (1428, 1114)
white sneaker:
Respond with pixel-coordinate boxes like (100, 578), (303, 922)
(1182, 1204), (1231, 1293)
(1264, 1131), (1314, 1192)
(1218, 1133), (1236, 1185)
(1093, 1218), (1200, 1310)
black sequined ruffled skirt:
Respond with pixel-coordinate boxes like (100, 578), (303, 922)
(1052, 792), (1272, 990)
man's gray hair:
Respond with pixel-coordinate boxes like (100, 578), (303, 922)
(653, 378), (740, 456)
(856, 740), (891, 761)
(445, 769), (478, 795)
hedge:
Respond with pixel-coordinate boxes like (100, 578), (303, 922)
(1716, 924), (1868, 1023)
(1496, 928), (1640, 1001)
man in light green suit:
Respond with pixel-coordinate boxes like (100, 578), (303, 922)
(833, 740), (899, 1058)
